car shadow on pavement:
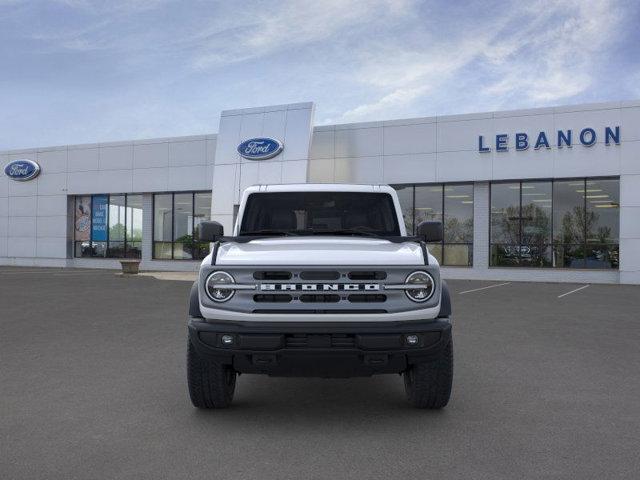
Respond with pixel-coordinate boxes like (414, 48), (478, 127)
(187, 375), (452, 426)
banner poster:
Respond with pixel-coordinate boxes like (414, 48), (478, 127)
(91, 195), (108, 242)
(74, 196), (91, 241)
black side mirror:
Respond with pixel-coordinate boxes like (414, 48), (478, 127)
(416, 221), (443, 243)
(198, 221), (224, 242)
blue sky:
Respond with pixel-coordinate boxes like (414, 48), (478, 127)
(1, 0), (639, 150)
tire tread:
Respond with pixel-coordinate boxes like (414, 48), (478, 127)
(187, 340), (236, 408)
(404, 339), (453, 409)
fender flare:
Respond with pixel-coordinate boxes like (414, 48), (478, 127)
(438, 280), (452, 318)
(189, 281), (203, 318)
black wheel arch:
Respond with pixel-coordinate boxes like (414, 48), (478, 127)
(189, 281), (203, 318)
(438, 280), (451, 318)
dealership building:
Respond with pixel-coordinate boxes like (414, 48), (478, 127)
(1, 100), (639, 284)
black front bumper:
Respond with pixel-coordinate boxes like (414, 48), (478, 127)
(188, 317), (452, 377)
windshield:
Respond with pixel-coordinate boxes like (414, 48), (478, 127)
(239, 192), (401, 237)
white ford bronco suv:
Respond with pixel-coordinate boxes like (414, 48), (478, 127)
(187, 184), (453, 409)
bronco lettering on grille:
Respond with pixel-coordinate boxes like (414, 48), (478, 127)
(260, 283), (380, 291)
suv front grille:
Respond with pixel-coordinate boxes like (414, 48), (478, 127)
(348, 294), (386, 303)
(254, 294), (293, 303)
(300, 271), (340, 280)
(347, 271), (387, 280)
(253, 271), (292, 280)
(225, 268), (427, 314)
(300, 294), (340, 303)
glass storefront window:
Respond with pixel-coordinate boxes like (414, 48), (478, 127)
(553, 180), (586, 268)
(585, 178), (619, 269)
(444, 184), (474, 266)
(73, 193), (143, 259)
(490, 182), (520, 267)
(152, 191), (212, 260)
(126, 195), (143, 258)
(394, 185), (414, 235)
(173, 193), (194, 260)
(393, 183), (473, 266)
(491, 177), (619, 269)
(520, 181), (552, 267)
(153, 194), (172, 259)
(108, 195), (126, 258)
(193, 192), (213, 260)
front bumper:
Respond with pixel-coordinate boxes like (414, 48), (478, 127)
(188, 317), (452, 378)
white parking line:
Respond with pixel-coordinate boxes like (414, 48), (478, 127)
(557, 284), (590, 298)
(458, 282), (511, 295)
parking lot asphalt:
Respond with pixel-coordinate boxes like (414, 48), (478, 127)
(1, 267), (640, 480)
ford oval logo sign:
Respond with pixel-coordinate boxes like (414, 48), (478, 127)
(237, 137), (283, 160)
(4, 159), (41, 181)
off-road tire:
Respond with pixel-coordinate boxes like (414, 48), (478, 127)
(404, 339), (453, 409)
(187, 340), (236, 408)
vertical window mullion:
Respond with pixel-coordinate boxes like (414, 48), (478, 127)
(152, 194), (155, 259)
(411, 185), (416, 235)
(124, 194), (128, 258)
(106, 194), (110, 258)
(171, 193), (175, 260)
(192, 192), (196, 255)
(518, 181), (523, 266)
(89, 195), (93, 257)
(488, 183), (491, 266)
(551, 180), (555, 268)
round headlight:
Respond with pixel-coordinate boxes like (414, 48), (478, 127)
(404, 271), (435, 302)
(205, 271), (235, 302)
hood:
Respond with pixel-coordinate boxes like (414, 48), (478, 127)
(214, 237), (425, 266)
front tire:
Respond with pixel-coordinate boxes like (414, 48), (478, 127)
(404, 339), (453, 409)
(187, 340), (236, 408)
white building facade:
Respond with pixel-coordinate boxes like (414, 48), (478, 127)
(1, 100), (639, 284)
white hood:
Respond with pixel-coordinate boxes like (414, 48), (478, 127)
(214, 237), (425, 266)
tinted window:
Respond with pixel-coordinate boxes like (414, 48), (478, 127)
(415, 185), (443, 226)
(490, 182), (520, 245)
(392, 183), (474, 266)
(239, 192), (400, 236)
(152, 191), (212, 260)
(491, 178), (619, 269)
(74, 193), (143, 259)
(394, 185), (414, 234)
(520, 181), (552, 266)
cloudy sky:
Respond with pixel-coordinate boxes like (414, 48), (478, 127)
(1, 0), (638, 150)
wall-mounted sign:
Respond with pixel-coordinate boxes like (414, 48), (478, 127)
(4, 159), (41, 181)
(91, 195), (108, 242)
(478, 126), (620, 153)
(237, 137), (283, 160)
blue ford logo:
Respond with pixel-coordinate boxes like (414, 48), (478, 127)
(237, 137), (283, 160)
(4, 159), (41, 181)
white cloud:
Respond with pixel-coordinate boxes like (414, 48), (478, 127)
(190, 0), (413, 69)
(0, 0), (634, 149)
(334, 0), (625, 122)
(481, 0), (621, 105)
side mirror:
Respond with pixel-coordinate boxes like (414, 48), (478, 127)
(198, 221), (224, 242)
(416, 221), (443, 243)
